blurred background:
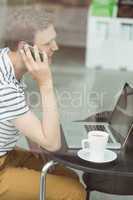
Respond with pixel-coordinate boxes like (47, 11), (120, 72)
(1, 1), (133, 199)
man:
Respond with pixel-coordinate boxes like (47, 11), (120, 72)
(0, 3), (86, 200)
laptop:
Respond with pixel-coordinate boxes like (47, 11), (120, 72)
(60, 83), (133, 151)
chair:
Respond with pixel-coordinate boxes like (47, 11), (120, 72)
(39, 124), (68, 200)
(39, 160), (58, 200)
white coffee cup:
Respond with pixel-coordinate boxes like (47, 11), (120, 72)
(81, 131), (109, 162)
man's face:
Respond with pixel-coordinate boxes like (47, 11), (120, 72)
(34, 24), (58, 64)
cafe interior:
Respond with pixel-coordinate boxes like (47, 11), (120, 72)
(1, 0), (133, 200)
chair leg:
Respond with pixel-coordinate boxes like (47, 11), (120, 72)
(40, 160), (58, 200)
(86, 187), (90, 200)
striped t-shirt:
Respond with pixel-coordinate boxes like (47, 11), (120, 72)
(0, 47), (30, 156)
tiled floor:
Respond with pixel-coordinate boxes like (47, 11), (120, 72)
(18, 46), (133, 200)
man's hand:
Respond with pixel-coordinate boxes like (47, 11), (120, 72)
(20, 45), (53, 87)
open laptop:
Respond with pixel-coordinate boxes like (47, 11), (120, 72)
(60, 83), (133, 151)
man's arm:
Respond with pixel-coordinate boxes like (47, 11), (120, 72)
(11, 45), (61, 152)
(12, 105), (61, 153)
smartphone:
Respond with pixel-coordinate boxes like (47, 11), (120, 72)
(28, 45), (44, 62)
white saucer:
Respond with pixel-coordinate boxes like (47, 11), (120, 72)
(77, 149), (117, 163)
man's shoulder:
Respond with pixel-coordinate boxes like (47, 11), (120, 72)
(0, 47), (14, 83)
(0, 48), (3, 54)
(0, 47), (9, 54)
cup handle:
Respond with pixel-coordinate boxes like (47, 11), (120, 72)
(81, 139), (89, 149)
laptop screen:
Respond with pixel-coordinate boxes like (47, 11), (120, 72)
(110, 83), (133, 142)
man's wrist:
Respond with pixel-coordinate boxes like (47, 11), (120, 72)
(39, 80), (54, 93)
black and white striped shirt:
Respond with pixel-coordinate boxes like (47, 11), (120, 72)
(0, 48), (29, 156)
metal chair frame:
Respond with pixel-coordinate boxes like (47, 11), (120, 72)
(39, 160), (58, 200)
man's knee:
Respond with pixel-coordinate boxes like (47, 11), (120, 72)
(67, 179), (87, 200)
(46, 174), (86, 200)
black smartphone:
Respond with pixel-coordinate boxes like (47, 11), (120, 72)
(28, 45), (44, 62)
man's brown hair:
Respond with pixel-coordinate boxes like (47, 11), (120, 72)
(1, 2), (52, 51)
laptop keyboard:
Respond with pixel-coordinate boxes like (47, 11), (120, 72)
(85, 124), (106, 132)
